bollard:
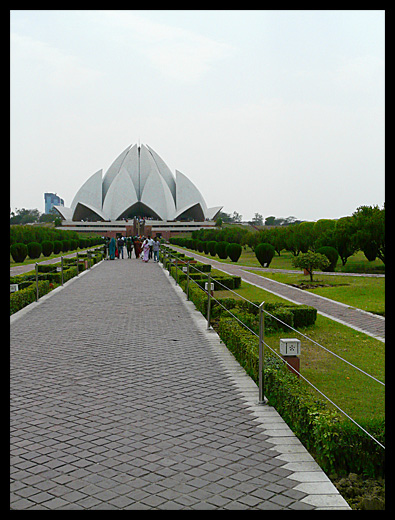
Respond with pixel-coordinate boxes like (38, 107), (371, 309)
(175, 258), (178, 285)
(258, 302), (267, 405)
(206, 273), (212, 329)
(280, 338), (301, 377)
(35, 263), (39, 301)
(61, 256), (64, 286)
(186, 261), (190, 301)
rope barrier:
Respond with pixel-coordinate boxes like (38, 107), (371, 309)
(163, 247), (385, 450)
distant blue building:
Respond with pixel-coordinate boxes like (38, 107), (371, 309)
(44, 192), (64, 214)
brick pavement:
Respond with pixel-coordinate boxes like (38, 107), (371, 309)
(171, 248), (385, 342)
(10, 258), (350, 510)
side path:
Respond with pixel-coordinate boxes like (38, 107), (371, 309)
(171, 248), (385, 342)
(10, 259), (349, 510)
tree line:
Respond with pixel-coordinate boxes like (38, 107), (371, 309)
(194, 205), (385, 266)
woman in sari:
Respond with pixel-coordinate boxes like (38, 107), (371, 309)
(142, 237), (150, 262)
(109, 237), (116, 260)
(133, 236), (142, 259)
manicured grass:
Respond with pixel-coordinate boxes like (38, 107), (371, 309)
(214, 280), (385, 424)
(249, 271), (385, 316)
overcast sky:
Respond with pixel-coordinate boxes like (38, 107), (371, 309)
(10, 10), (385, 222)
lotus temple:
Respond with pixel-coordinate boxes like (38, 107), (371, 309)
(54, 143), (222, 239)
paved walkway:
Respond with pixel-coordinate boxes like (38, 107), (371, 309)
(172, 248), (385, 342)
(10, 258), (350, 510)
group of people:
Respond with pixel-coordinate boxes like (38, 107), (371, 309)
(106, 235), (160, 263)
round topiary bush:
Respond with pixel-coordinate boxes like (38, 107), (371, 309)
(226, 242), (242, 262)
(61, 240), (70, 252)
(70, 239), (79, 251)
(255, 242), (275, 267)
(53, 240), (63, 254)
(27, 241), (42, 259)
(196, 240), (205, 253)
(10, 243), (28, 263)
(208, 241), (217, 256)
(215, 241), (229, 260)
(316, 246), (339, 272)
(41, 240), (54, 257)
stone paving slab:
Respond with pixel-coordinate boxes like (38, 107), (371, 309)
(10, 258), (350, 510)
(171, 247), (385, 342)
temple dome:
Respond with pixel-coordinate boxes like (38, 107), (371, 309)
(55, 144), (222, 222)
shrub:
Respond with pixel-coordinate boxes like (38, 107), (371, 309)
(27, 242), (42, 259)
(316, 246), (339, 272)
(53, 240), (63, 254)
(10, 280), (50, 315)
(70, 239), (79, 251)
(292, 251), (330, 281)
(215, 241), (229, 260)
(226, 242), (242, 262)
(61, 240), (70, 252)
(196, 240), (205, 253)
(255, 242), (275, 267)
(217, 317), (384, 477)
(207, 241), (217, 256)
(203, 241), (210, 255)
(10, 243), (28, 263)
(41, 240), (54, 257)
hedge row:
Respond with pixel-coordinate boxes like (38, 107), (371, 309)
(162, 248), (384, 477)
(10, 248), (104, 315)
(9, 280), (51, 315)
(10, 238), (105, 263)
(217, 318), (384, 478)
(169, 236), (242, 262)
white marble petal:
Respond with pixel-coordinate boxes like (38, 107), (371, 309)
(102, 167), (139, 220)
(70, 169), (103, 214)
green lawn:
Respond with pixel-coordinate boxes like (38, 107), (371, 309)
(249, 271), (385, 316)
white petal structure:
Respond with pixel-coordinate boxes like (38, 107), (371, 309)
(54, 144), (222, 222)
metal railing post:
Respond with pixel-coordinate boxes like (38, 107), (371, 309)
(259, 301), (267, 404)
(61, 256), (64, 286)
(76, 251), (79, 275)
(207, 272), (212, 329)
(186, 261), (190, 300)
(175, 258), (178, 285)
(35, 263), (39, 301)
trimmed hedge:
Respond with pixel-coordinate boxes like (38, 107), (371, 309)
(217, 317), (385, 477)
(10, 280), (51, 315)
(226, 242), (242, 262)
(41, 240), (54, 257)
(316, 246), (339, 272)
(27, 242), (42, 259)
(255, 242), (275, 267)
(215, 241), (229, 260)
(10, 243), (28, 263)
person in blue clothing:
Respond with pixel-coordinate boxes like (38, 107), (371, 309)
(109, 237), (116, 260)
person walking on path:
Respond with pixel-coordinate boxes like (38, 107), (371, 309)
(117, 237), (124, 259)
(152, 237), (160, 262)
(108, 237), (116, 260)
(133, 236), (142, 259)
(142, 237), (150, 262)
(126, 237), (132, 259)
(148, 236), (154, 260)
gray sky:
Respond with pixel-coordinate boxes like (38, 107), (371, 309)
(10, 10), (385, 222)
